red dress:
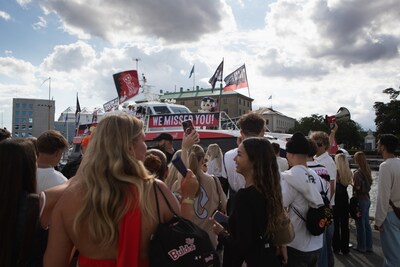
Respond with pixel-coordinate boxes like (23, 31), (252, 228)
(78, 196), (148, 267)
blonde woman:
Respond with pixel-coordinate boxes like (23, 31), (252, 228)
(332, 153), (353, 254)
(44, 113), (198, 267)
(164, 150), (182, 189)
(172, 144), (227, 249)
(205, 144), (228, 194)
(353, 151), (373, 253)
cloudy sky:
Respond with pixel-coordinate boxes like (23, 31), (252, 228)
(1, 0), (399, 132)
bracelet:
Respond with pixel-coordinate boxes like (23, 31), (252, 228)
(181, 197), (195, 204)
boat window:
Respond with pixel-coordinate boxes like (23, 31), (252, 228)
(170, 106), (191, 114)
(153, 106), (171, 114)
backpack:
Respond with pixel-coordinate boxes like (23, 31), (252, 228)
(293, 178), (333, 236)
(149, 182), (219, 267)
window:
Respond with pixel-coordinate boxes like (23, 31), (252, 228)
(29, 118), (33, 123)
(266, 119), (269, 125)
(22, 110), (26, 116)
(15, 110), (19, 116)
(239, 109), (242, 115)
(22, 103), (27, 109)
(29, 104), (33, 109)
(247, 102), (250, 107)
(14, 132), (19, 137)
(28, 133), (33, 137)
(239, 99), (242, 105)
(22, 125), (26, 130)
(15, 125), (19, 130)
(22, 118), (27, 123)
(28, 125), (32, 130)
(15, 118), (19, 123)
(15, 103), (20, 109)
(21, 132), (26, 137)
(170, 106), (191, 114)
(153, 106), (171, 114)
(29, 111), (33, 116)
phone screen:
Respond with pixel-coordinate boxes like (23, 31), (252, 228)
(171, 155), (188, 177)
(212, 210), (228, 224)
(182, 119), (194, 135)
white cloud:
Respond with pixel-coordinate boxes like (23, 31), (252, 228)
(0, 10), (11, 21)
(16, 0), (32, 7)
(32, 16), (47, 30)
(40, 0), (229, 44)
(41, 41), (96, 72)
(0, 57), (36, 82)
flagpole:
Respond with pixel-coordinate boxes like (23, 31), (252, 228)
(218, 58), (224, 112)
(193, 65), (195, 90)
(244, 64), (250, 98)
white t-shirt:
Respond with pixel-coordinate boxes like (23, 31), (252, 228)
(276, 156), (289, 172)
(221, 148), (245, 193)
(314, 151), (337, 206)
(281, 165), (324, 252)
(36, 167), (68, 193)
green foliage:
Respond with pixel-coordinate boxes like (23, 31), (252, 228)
(374, 88), (400, 138)
(289, 114), (363, 149)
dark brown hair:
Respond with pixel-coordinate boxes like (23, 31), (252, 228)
(37, 130), (68, 154)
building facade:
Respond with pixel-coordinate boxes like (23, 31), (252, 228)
(12, 98), (55, 138)
(256, 107), (296, 133)
(159, 87), (253, 119)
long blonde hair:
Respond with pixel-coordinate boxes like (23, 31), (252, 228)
(205, 144), (223, 174)
(73, 113), (154, 247)
(335, 153), (352, 186)
(353, 151), (373, 186)
(164, 150), (182, 189)
(189, 144), (206, 176)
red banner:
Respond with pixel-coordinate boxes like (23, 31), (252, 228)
(113, 70), (140, 104)
(148, 113), (220, 128)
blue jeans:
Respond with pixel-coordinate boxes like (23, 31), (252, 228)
(355, 199), (373, 252)
(317, 223), (334, 267)
(380, 211), (400, 267)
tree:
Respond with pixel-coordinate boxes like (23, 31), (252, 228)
(289, 114), (363, 149)
(374, 88), (400, 137)
(288, 114), (328, 135)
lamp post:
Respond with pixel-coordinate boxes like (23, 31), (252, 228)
(41, 77), (51, 130)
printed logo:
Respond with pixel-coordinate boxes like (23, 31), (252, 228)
(168, 238), (197, 261)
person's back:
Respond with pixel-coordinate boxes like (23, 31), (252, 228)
(36, 130), (69, 192)
(44, 114), (183, 267)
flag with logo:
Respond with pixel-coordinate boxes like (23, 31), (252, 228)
(189, 65), (195, 78)
(113, 70), (140, 104)
(223, 64), (248, 92)
(208, 60), (224, 93)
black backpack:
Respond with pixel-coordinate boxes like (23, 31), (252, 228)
(149, 182), (219, 267)
(293, 178), (333, 236)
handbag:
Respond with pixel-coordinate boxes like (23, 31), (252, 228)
(149, 182), (219, 267)
(270, 208), (295, 246)
(349, 196), (361, 219)
(389, 200), (400, 220)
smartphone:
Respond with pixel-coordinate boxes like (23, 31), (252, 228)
(182, 119), (195, 135)
(171, 155), (188, 177)
(212, 210), (228, 224)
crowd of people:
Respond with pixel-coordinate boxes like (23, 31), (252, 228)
(0, 111), (399, 267)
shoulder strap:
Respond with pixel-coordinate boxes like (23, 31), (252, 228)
(291, 206), (306, 222)
(153, 181), (177, 224)
(222, 152), (229, 180)
(17, 194), (40, 267)
(212, 175), (222, 210)
(389, 199), (398, 209)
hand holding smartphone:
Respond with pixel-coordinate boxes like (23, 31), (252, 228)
(212, 210), (228, 224)
(182, 119), (195, 135)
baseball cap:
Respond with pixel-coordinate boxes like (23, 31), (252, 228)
(153, 133), (173, 142)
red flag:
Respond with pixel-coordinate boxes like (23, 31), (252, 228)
(113, 70), (140, 104)
(223, 64), (248, 91)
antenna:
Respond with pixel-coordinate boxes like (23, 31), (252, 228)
(133, 58), (141, 71)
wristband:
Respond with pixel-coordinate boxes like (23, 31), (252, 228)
(181, 197), (195, 204)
